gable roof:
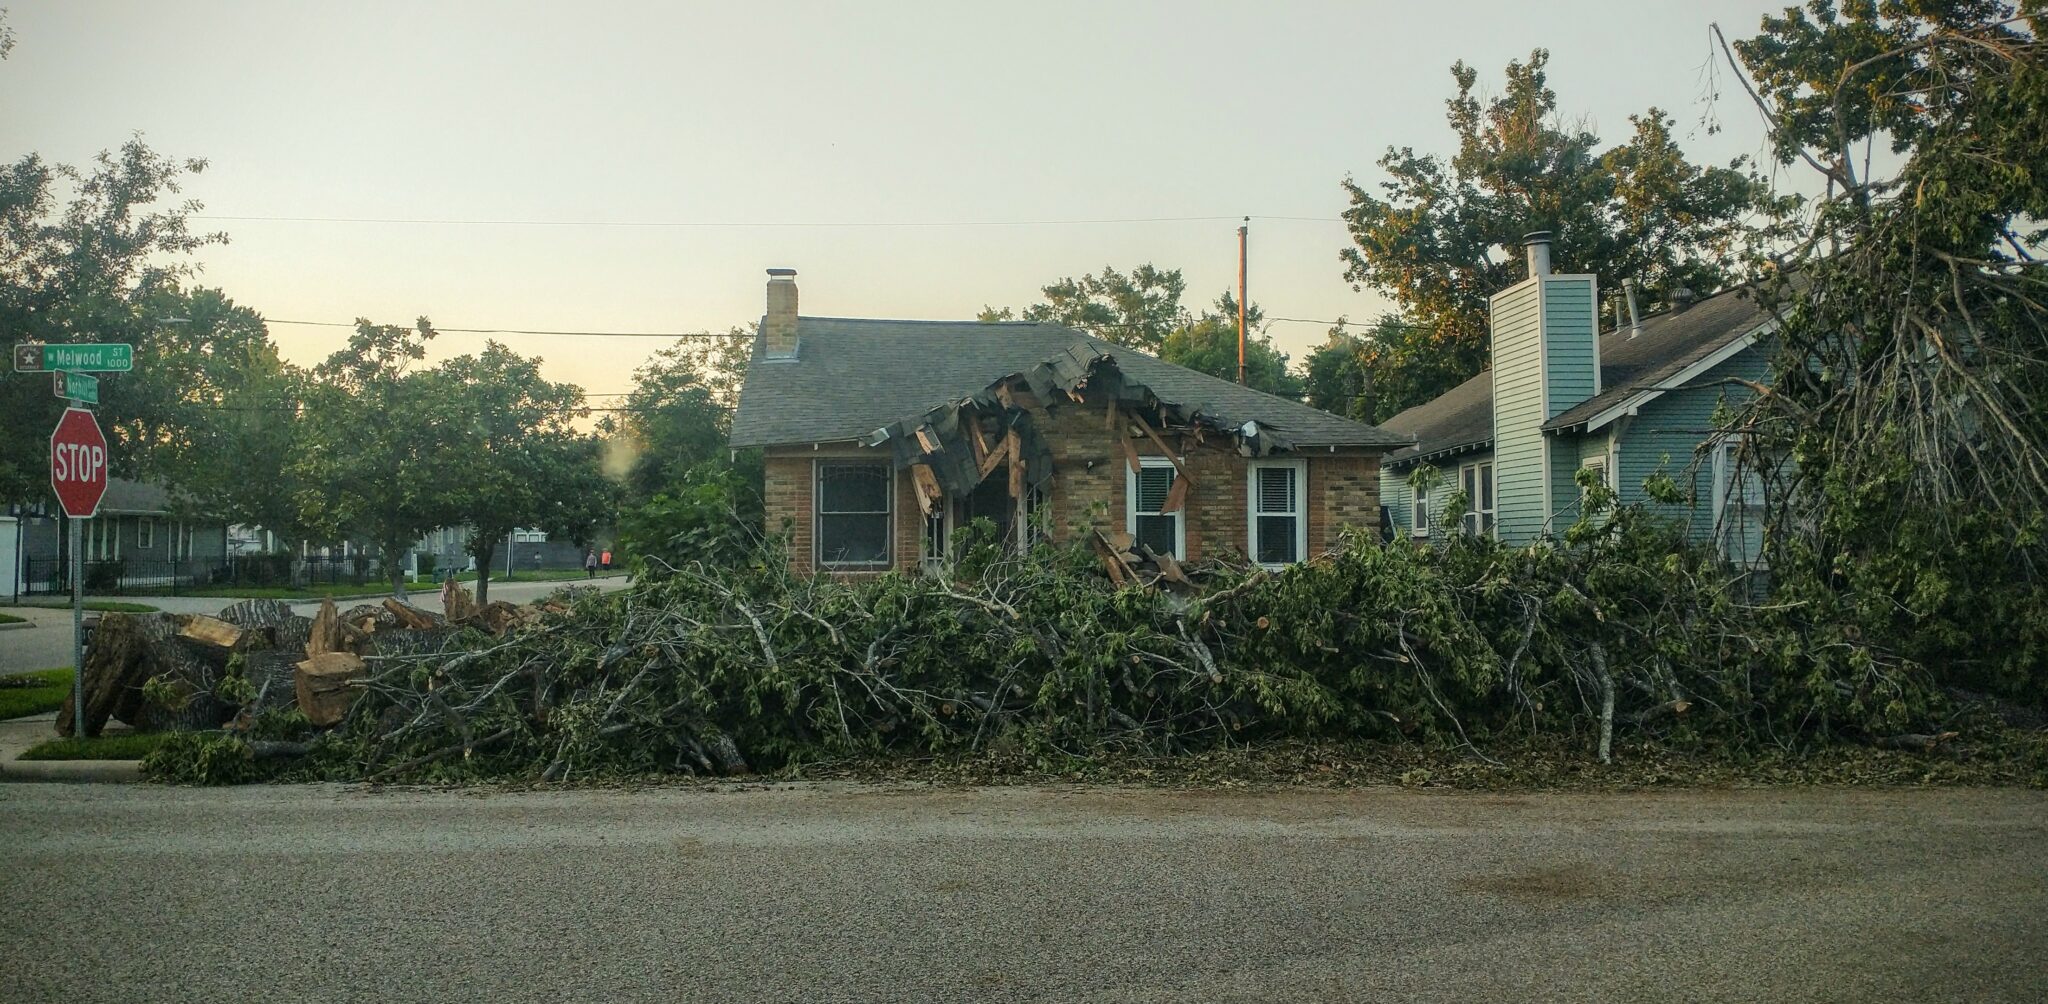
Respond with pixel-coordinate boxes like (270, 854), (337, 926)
(730, 317), (1409, 450)
(1380, 284), (1775, 468)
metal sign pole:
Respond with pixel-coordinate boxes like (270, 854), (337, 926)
(70, 515), (84, 737)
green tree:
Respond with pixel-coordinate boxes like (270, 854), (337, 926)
(1299, 325), (1369, 421)
(437, 342), (615, 604)
(291, 319), (459, 599)
(1725, 2), (2048, 700)
(0, 139), (224, 505)
(990, 263), (1188, 352)
(1155, 293), (1300, 397)
(615, 326), (752, 503)
(1339, 49), (1795, 417)
(135, 287), (312, 545)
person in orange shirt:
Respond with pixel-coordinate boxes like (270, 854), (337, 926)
(600, 549), (612, 572)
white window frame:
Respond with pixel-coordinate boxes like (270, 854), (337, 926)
(814, 460), (896, 570)
(1458, 461), (1495, 538)
(1580, 456), (1609, 496)
(137, 517), (155, 549)
(1711, 439), (1765, 562)
(1246, 459), (1309, 568)
(87, 517), (121, 561)
(1409, 483), (1429, 538)
(920, 496), (953, 572)
(1126, 457), (1186, 559)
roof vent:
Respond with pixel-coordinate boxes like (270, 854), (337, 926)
(1667, 286), (1697, 312)
(1623, 278), (1644, 337)
(1521, 231), (1552, 279)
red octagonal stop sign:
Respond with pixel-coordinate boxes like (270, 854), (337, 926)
(50, 407), (108, 518)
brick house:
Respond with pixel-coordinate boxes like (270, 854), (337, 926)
(729, 270), (1410, 576)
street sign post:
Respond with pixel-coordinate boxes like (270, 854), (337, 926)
(13, 343), (134, 373)
(50, 407), (108, 738)
(51, 370), (99, 405)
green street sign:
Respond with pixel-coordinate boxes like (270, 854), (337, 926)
(12, 343), (133, 373)
(51, 370), (99, 405)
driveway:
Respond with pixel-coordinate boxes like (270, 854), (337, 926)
(1, 783), (2043, 1002)
(0, 575), (629, 673)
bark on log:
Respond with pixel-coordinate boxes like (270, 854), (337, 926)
(307, 597), (344, 657)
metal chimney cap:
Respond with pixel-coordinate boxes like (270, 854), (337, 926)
(1521, 230), (1553, 246)
(766, 267), (798, 277)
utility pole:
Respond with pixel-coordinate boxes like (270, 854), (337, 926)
(1237, 218), (1249, 385)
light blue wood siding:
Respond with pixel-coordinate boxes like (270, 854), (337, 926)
(1490, 281), (1547, 544)
(1543, 277), (1599, 415)
(1381, 452), (1493, 543)
(1612, 342), (1772, 543)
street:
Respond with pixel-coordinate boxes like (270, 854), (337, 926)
(2, 783), (2043, 1003)
(0, 575), (629, 674)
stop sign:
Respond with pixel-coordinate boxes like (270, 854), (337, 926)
(50, 407), (108, 518)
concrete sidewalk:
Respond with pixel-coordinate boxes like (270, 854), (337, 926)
(0, 715), (142, 783)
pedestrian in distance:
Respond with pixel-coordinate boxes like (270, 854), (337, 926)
(600, 548), (612, 572)
(584, 548), (598, 579)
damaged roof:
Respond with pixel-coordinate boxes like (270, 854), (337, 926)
(1380, 285), (1776, 468)
(729, 317), (1410, 450)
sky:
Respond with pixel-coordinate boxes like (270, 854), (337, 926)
(2, 1), (1810, 399)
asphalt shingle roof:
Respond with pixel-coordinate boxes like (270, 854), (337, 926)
(1380, 285), (1775, 467)
(730, 317), (1410, 450)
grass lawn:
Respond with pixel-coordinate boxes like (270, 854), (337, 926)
(20, 731), (171, 760)
(7, 600), (159, 613)
(0, 668), (73, 720)
(0, 612), (23, 625)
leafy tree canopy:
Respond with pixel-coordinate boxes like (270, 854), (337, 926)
(0, 139), (225, 506)
(1339, 49), (1796, 418)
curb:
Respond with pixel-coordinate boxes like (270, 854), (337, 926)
(0, 621), (32, 631)
(0, 758), (143, 783)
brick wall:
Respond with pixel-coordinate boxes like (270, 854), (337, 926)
(761, 389), (1385, 575)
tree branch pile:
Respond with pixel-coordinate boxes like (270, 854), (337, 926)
(143, 511), (1967, 784)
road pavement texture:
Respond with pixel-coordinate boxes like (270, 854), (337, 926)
(2, 784), (2043, 1002)
(0, 575), (629, 675)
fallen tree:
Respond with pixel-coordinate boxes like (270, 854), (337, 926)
(135, 498), (2009, 785)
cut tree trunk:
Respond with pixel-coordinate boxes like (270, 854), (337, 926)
(296, 652), (368, 727)
(177, 614), (244, 651)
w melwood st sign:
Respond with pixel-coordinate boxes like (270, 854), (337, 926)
(50, 406), (109, 518)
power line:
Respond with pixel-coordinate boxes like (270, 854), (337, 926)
(194, 213), (1348, 229)
(265, 318), (736, 338)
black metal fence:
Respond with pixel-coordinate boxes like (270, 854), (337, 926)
(19, 554), (384, 596)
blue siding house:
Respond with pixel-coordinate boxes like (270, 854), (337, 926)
(1378, 232), (1775, 563)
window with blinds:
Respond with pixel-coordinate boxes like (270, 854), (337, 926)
(816, 462), (892, 567)
(1128, 460), (1181, 558)
(1249, 462), (1304, 566)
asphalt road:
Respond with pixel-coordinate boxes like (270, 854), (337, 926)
(0, 575), (628, 674)
(2, 784), (2043, 1003)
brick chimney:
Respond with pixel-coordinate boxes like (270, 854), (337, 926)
(763, 268), (799, 358)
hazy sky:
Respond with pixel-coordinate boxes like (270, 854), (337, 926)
(4, 1), (1805, 397)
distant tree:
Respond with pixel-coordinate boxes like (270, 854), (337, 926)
(437, 341), (614, 604)
(135, 286), (313, 544)
(291, 319), (459, 599)
(1339, 49), (1795, 416)
(0, 139), (225, 506)
(1155, 293), (1300, 397)
(1299, 326), (1369, 421)
(615, 326), (752, 503)
(998, 264), (1189, 352)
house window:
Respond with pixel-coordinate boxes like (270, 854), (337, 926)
(921, 504), (950, 570)
(1459, 461), (1495, 537)
(1713, 440), (1766, 564)
(815, 461), (893, 568)
(1410, 484), (1429, 538)
(1127, 458), (1184, 558)
(174, 521), (193, 559)
(86, 517), (121, 561)
(137, 518), (155, 549)
(1581, 457), (1609, 496)
(1248, 461), (1307, 566)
